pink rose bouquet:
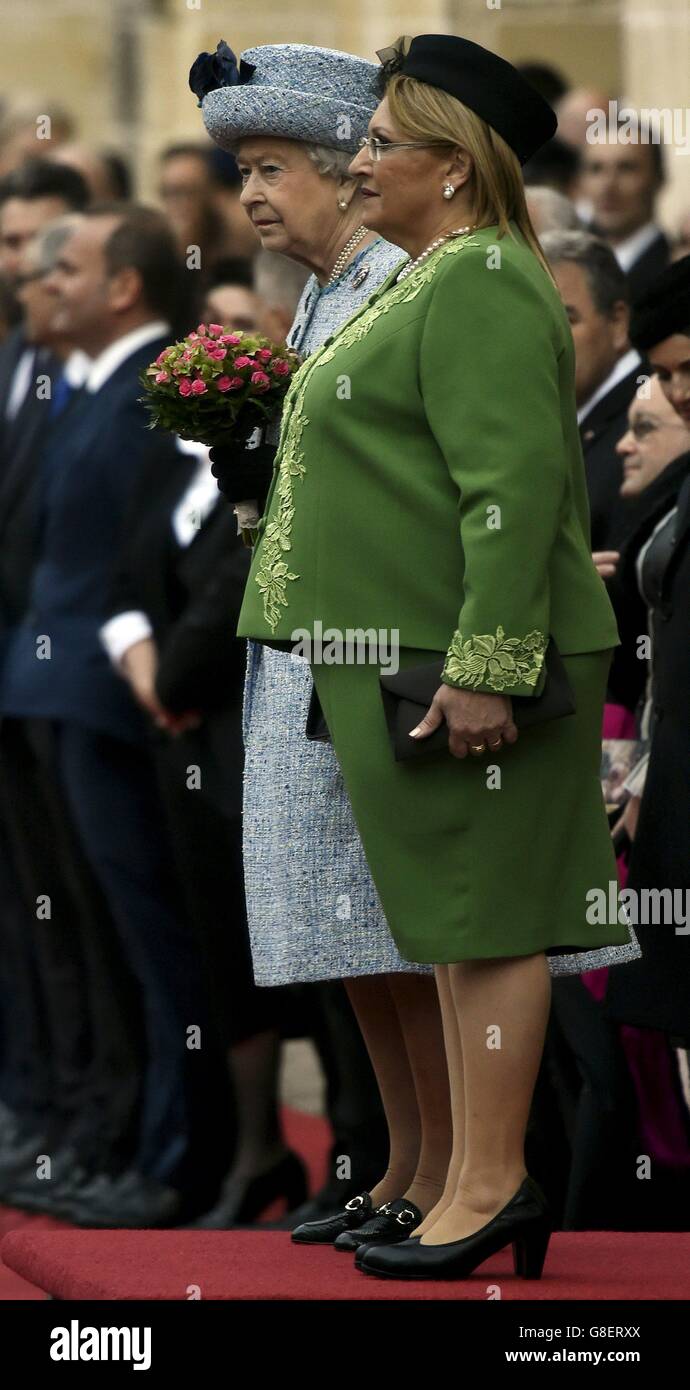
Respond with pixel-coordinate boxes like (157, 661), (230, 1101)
(141, 324), (300, 441)
(140, 325), (301, 542)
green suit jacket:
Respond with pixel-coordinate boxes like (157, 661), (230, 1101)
(237, 221), (620, 697)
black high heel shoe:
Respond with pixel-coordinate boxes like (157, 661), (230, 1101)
(355, 1235), (420, 1268)
(192, 1151), (308, 1228)
(359, 1176), (551, 1281)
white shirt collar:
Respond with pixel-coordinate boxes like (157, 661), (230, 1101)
(612, 222), (660, 274)
(85, 320), (170, 394)
(63, 349), (92, 388)
(577, 347), (642, 425)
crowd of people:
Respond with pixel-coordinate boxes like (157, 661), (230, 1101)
(0, 50), (687, 1239)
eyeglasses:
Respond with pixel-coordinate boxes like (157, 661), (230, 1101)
(357, 136), (450, 162)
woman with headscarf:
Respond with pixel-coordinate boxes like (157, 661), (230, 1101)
(237, 34), (639, 1279)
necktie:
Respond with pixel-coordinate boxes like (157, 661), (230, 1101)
(48, 372), (75, 420)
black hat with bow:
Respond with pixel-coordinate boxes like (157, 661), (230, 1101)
(376, 34), (558, 166)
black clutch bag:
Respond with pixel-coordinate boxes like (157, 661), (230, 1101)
(305, 636), (576, 759)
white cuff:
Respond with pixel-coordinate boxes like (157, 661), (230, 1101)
(100, 611), (154, 669)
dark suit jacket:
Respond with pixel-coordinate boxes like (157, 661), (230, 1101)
(106, 438), (250, 817)
(626, 230), (670, 305)
(0, 328), (59, 476)
(587, 226), (670, 306)
(0, 333), (169, 743)
(0, 327), (30, 434)
(580, 361), (654, 707)
(0, 347), (65, 631)
(579, 362), (651, 553)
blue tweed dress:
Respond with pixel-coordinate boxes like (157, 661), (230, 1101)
(241, 237), (641, 985)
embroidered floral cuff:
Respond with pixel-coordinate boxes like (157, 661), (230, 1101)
(441, 626), (547, 694)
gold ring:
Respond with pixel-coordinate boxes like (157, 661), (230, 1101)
(470, 743), (485, 754)
(488, 739), (502, 750)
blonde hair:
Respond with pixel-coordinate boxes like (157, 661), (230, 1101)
(385, 74), (556, 284)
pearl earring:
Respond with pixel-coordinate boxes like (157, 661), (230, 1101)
(443, 183), (455, 200)
(338, 198), (348, 210)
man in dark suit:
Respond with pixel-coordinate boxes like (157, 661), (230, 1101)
(543, 229), (649, 552)
(99, 434), (301, 1226)
(580, 120), (669, 303)
(0, 204), (224, 1226)
(0, 160), (89, 477)
(0, 213), (143, 1196)
(0, 217), (89, 639)
(0, 165), (94, 1182)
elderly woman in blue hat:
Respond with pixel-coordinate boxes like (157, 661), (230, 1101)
(191, 40), (455, 1248)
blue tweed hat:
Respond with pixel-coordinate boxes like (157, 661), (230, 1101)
(190, 41), (380, 155)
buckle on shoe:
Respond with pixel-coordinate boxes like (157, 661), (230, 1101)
(395, 1207), (417, 1226)
(344, 1193), (367, 1212)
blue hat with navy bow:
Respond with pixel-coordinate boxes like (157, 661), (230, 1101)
(189, 41), (380, 155)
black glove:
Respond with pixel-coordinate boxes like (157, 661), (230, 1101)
(209, 440), (277, 510)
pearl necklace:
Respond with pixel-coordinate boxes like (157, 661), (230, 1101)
(395, 224), (478, 282)
(326, 225), (368, 287)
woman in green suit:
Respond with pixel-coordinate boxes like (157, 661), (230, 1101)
(238, 34), (634, 1280)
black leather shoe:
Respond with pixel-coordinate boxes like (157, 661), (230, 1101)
(277, 1168), (382, 1229)
(291, 1191), (374, 1244)
(68, 1173), (181, 1229)
(0, 1130), (51, 1187)
(52, 1168), (149, 1220)
(335, 1197), (422, 1251)
(4, 1147), (90, 1212)
(359, 1177), (551, 1281)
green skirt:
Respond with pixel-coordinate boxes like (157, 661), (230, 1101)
(310, 647), (630, 964)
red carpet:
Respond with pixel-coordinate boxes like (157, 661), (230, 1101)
(0, 1209), (65, 1299)
(1, 1229), (687, 1300)
(2, 1112), (685, 1300)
